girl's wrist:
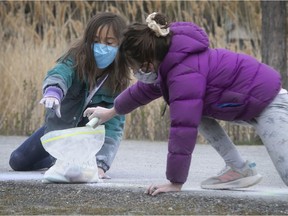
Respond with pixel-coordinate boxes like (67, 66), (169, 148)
(110, 107), (118, 117)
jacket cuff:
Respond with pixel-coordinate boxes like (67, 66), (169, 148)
(43, 86), (64, 101)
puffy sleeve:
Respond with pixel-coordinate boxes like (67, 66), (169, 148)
(166, 65), (206, 183)
(114, 81), (162, 115)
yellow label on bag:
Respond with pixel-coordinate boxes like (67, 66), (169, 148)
(42, 130), (104, 144)
(41, 126), (105, 145)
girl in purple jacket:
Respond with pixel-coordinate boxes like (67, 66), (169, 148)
(84, 12), (288, 195)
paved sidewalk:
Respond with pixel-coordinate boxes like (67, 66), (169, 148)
(0, 135), (288, 215)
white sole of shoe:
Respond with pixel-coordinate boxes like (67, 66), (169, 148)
(201, 174), (263, 190)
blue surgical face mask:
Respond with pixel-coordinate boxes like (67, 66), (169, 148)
(93, 43), (118, 69)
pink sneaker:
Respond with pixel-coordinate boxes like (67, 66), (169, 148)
(201, 161), (262, 189)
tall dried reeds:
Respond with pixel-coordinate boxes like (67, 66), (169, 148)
(0, 1), (261, 144)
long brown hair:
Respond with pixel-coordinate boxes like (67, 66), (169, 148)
(119, 13), (171, 69)
(59, 12), (130, 93)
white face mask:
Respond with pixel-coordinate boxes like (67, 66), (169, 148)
(134, 68), (158, 84)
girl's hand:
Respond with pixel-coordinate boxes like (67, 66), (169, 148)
(83, 107), (117, 124)
(145, 182), (183, 196)
(40, 97), (61, 118)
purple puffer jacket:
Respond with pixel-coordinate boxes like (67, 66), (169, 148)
(115, 22), (281, 184)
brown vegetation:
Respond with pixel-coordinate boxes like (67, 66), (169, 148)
(0, 1), (262, 144)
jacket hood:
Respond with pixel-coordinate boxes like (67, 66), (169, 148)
(169, 22), (209, 54)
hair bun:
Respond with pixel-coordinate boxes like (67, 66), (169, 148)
(146, 12), (170, 37)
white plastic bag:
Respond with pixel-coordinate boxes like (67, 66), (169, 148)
(40, 120), (105, 183)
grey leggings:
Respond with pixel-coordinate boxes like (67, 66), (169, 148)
(199, 93), (288, 186)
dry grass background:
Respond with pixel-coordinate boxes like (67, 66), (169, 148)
(0, 1), (262, 144)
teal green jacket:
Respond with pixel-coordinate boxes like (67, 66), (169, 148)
(42, 58), (125, 171)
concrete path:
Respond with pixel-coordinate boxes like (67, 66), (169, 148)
(0, 136), (288, 215)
